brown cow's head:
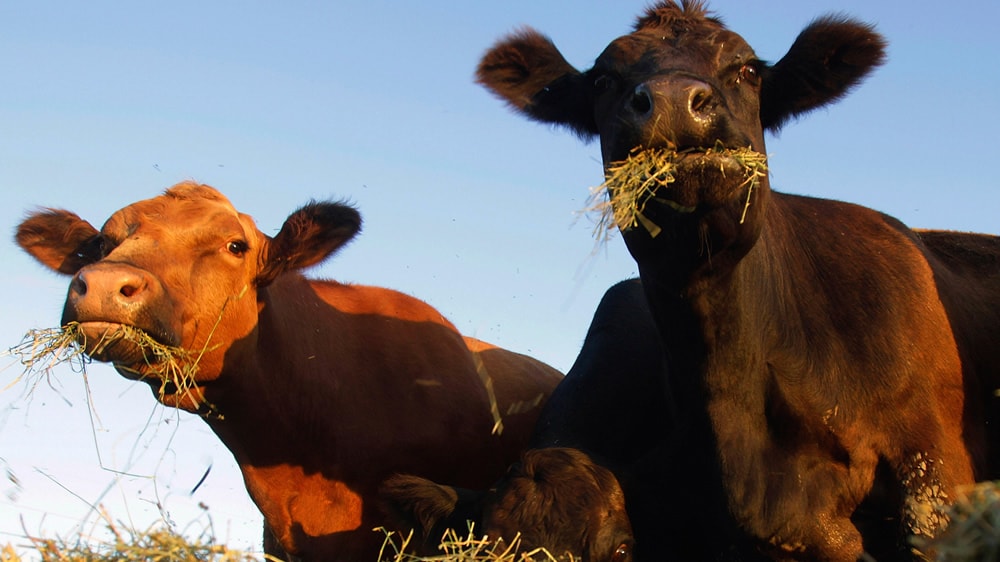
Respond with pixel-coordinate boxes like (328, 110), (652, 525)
(477, 0), (885, 282)
(381, 448), (634, 562)
(16, 182), (361, 412)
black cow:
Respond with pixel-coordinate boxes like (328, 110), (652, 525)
(476, 1), (1000, 560)
(381, 279), (671, 561)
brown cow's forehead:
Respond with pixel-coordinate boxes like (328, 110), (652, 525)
(100, 186), (255, 248)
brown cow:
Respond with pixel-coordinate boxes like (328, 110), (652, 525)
(14, 181), (563, 561)
(476, 1), (1000, 560)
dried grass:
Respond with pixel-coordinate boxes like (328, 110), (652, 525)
(2, 519), (261, 562)
(583, 144), (768, 244)
(377, 526), (567, 562)
(8, 322), (209, 412)
(912, 481), (1000, 561)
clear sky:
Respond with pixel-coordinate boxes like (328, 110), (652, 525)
(1, 0), (997, 557)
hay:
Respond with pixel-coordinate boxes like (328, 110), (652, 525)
(912, 481), (1000, 561)
(10, 322), (208, 411)
(584, 144), (768, 244)
(3, 516), (260, 562)
(377, 526), (566, 562)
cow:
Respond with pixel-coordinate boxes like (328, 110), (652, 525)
(475, 1), (1000, 560)
(14, 181), (564, 561)
(382, 279), (672, 561)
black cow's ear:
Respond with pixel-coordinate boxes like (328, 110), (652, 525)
(477, 28), (597, 138)
(16, 209), (102, 275)
(255, 201), (361, 286)
(760, 16), (886, 131)
(379, 474), (484, 543)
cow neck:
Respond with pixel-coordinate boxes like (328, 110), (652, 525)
(636, 194), (807, 413)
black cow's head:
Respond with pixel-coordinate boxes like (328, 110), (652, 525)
(477, 0), (885, 283)
(381, 448), (634, 562)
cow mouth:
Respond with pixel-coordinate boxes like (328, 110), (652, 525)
(590, 145), (768, 239)
(71, 321), (170, 367)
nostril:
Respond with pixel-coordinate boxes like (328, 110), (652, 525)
(120, 284), (139, 298)
(629, 84), (653, 117)
(689, 85), (714, 115)
(70, 275), (88, 297)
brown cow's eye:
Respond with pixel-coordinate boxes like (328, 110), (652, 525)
(611, 542), (631, 562)
(227, 240), (249, 256)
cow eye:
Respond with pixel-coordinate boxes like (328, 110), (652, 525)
(226, 240), (249, 256)
(737, 63), (761, 86)
(611, 542), (632, 562)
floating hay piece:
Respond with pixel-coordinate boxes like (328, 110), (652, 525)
(10, 322), (209, 410)
(912, 481), (1000, 561)
(583, 144), (768, 244)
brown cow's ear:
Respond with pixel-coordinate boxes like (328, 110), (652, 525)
(255, 201), (361, 286)
(477, 28), (597, 138)
(15, 209), (102, 275)
(760, 16), (886, 131)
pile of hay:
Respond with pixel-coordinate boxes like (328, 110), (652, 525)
(2, 520), (259, 562)
(912, 481), (1000, 561)
(9, 322), (206, 409)
(584, 144), (768, 243)
(377, 526), (564, 562)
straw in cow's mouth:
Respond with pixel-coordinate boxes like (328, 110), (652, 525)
(10, 321), (206, 407)
(584, 144), (768, 243)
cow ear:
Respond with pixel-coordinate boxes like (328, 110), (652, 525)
(16, 209), (102, 275)
(760, 16), (887, 131)
(379, 474), (483, 543)
(255, 201), (361, 286)
(477, 28), (597, 138)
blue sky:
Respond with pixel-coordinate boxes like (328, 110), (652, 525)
(1, 0), (997, 556)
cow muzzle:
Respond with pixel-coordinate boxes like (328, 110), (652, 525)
(61, 262), (179, 356)
(619, 75), (724, 153)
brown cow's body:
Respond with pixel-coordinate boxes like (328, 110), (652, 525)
(476, 1), (1000, 560)
(15, 182), (562, 561)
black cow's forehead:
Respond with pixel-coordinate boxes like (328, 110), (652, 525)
(593, 26), (754, 76)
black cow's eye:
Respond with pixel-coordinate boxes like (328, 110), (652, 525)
(737, 63), (760, 86)
(227, 240), (249, 256)
(611, 542), (632, 562)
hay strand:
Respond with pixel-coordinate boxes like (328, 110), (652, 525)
(583, 144), (768, 245)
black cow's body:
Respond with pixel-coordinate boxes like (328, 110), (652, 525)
(476, 1), (1000, 560)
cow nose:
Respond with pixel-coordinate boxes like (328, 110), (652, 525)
(66, 265), (151, 319)
(628, 84), (654, 119)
